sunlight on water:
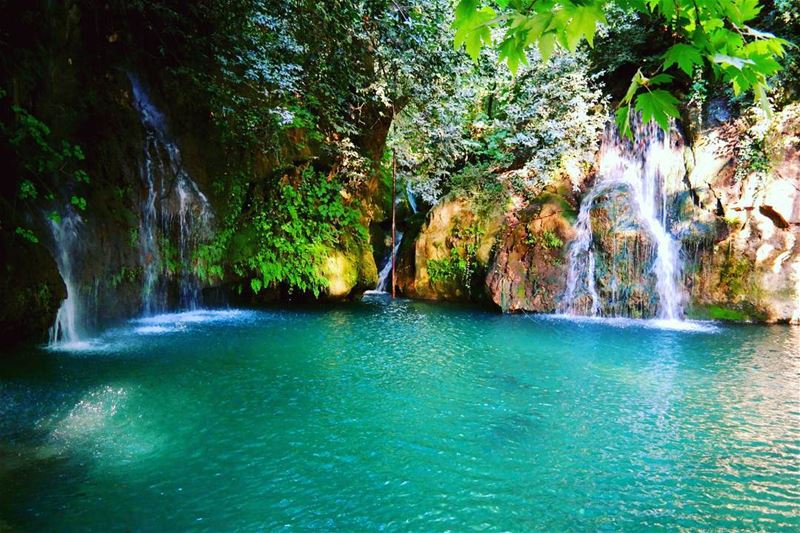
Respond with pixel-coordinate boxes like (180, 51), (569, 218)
(46, 309), (261, 353)
(45, 385), (127, 444)
(133, 325), (176, 335)
(134, 309), (257, 326)
(541, 313), (720, 333)
(3, 301), (798, 530)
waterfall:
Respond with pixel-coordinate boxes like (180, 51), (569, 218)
(129, 74), (213, 314)
(562, 118), (686, 320)
(48, 210), (83, 346)
(406, 182), (418, 214)
(366, 231), (404, 294)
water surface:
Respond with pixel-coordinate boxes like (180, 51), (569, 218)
(1, 299), (798, 530)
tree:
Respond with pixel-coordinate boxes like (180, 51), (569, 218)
(453, 0), (791, 137)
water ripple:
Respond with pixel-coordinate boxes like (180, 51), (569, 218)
(1, 301), (798, 531)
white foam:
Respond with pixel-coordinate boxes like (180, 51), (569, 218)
(44, 339), (109, 353)
(134, 309), (254, 326)
(538, 314), (719, 333)
(43, 309), (261, 352)
(133, 325), (176, 335)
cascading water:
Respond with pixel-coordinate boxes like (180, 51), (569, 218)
(562, 117), (687, 320)
(129, 74), (213, 314)
(48, 210), (83, 346)
(406, 182), (418, 214)
(366, 232), (404, 294)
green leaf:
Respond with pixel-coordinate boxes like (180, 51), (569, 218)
(74, 169), (90, 184)
(725, 0), (761, 25)
(663, 43), (703, 76)
(753, 84), (772, 118)
(538, 32), (556, 62)
(615, 106), (633, 139)
(70, 195), (87, 211)
(564, 4), (603, 50)
(635, 89), (680, 131)
(647, 73), (674, 86)
(18, 179), (37, 200)
(453, 0), (496, 60)
(622, 69), (645, 105)
(250, 278), (263, 293)
(523, 13), (554, 46)
(498, 36), (528, 73)
(747, 52), (782, 77)
(15, 227), (39, 244)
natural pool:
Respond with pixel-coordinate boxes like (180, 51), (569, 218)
(1, 299), (798, 531)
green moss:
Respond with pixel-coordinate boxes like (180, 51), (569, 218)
(427, 220), (487, 296)
(524, 229), (564, 250)
(687, 304), (767, 323)
(109, 266), (142, 289)
(719, 254), (755, 300)
(533, 192), (577, 224)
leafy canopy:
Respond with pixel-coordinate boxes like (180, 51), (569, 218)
(453, 0), (791, 137)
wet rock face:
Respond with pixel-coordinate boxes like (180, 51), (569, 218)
(396, 197), (504, 301)
(0, 237), (66, 346)
(767, 105), (800, 182)
(683, 104), (800, 323)
(396, 181), (576, 311)
(400, 105), (798, 324)
(586, 195), (660, 318)
(486, 199), (572, 313)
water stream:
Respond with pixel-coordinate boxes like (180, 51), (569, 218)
(129, 74), (213, 313)
(563, 118), (686, 319)
(406, 181), (418, 214)
(366, 231), (403, 294)
(47, 210), (83, 347)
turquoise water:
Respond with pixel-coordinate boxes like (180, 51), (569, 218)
(1, 299), (799, 531)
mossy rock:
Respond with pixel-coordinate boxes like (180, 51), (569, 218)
(532, 192), (578, 224)
(687, 303), (768, 323)
(320, 243), (377, 299)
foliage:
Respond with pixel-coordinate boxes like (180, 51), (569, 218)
(198, 167), (368, 297)
(453, 0), (790, 137)
(734, 132), (770, 182)
(0, 89), (89, 242)
(103, 1), (467, 295)
(589, 7), (673, 95)
(428, 247), (477, 287)
(394, 46), (606, 204)
(112, 1), (461, 162)
(14, 226), (39, 244)
(762, 0), (800, 106)
(109, 266), (140, 289)
(525, 229), (564, 250)
(719, 253), (754, 300)
(158, 237), (181, 276)
(427, 222), (484, 293)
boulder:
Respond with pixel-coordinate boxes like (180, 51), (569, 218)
(321, 244), (378, 299)
(397, 196), (504, 300)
